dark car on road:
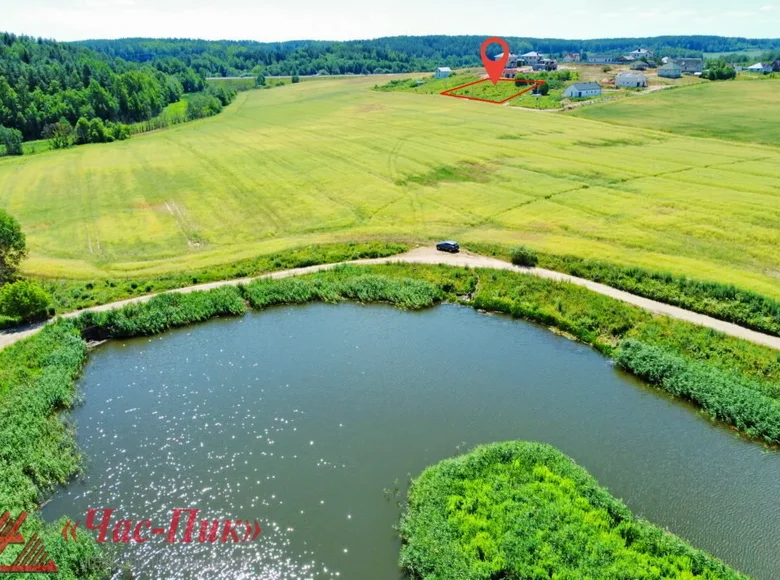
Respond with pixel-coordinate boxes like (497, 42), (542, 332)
(436, 240), (459, 253)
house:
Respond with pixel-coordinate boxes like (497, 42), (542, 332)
(434, 67), (452, 79)
(674, 58), (703, 73)
(532, 58), (558, 71)
(562, 53), (581, 63)
(563, 82), (602, 98)
(773, 60), (780, 72)
(617, 55), (635, 63)
(658, 62), (682, 78)
(521, 51), (544, 65)
(630, 61), (649, 71)
(615, 72), (648, 88)
(746, 62), (773, 74)
(630, 47), (654, 60)
(587, 54), (618, 64)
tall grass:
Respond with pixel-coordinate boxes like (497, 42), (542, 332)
(399, 441), (747, 579)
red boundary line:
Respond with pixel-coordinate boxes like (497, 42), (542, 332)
(441, 78), (545, 105)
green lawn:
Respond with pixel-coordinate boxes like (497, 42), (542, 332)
(0, 76), (779, 301)
(569, 79), (780, 146)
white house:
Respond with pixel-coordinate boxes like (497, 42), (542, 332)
(746, 62), (772, 74)
(562, 53), (581, 63)
(674, 58), (703, 73)
(587, 54), (618, 64)
(563, 82), (602, 98)
(630, 47), (654, 60)
(521, 51), (544, 65)
(434, 67), (452, 79)
(615, 72), (648, 88)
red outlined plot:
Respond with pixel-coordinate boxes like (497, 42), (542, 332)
(441, 78), (546, 105)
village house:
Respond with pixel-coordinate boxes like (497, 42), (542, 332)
(773, 60), (780, 72)
(532, 58), (558, 71)
(562, 53), (581, 63)
(587, 54), (618, 64)
(521, 51), (544, 65)
(630, 47), (654, 60)
(434, 67), (452, 79)
(563, 82), (602, 98)
(674, 58), (703, 73)
(615, 72), (648, 88)
(617, 55), (635, 63)
(630, 61), (649, 71)
(658, 62), (682, 78)
(746, 62), (773, 74)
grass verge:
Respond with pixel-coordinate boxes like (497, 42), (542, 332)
(399, 441), (747, 579)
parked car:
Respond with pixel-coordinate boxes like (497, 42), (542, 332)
(436, 240), (459, 253)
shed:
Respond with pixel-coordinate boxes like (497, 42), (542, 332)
(434, 67), (452, 79)
(615, 72), (648, 88)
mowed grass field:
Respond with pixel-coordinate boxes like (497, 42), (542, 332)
(570, 80), (780, 145)
(1, 76), (780, 299)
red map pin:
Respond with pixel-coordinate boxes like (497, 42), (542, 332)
(481, 37), (510, 85)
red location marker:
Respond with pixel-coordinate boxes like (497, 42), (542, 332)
(481, 37), (510, 85)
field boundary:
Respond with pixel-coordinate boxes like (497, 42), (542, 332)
(2, 247), (779, 353)
(441, 78), (545, 104)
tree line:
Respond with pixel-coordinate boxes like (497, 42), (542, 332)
(0, 32), (207, 145)
(77, 35), (780, 78)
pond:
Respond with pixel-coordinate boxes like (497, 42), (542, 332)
(44, 303), (780, 579)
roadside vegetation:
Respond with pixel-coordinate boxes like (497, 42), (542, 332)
(471, 243), (780, 337)
(399, 441), (747, 579)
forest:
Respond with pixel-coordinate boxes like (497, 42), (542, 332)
(78, 35), (780, 77)
(0, 32), (205, 142)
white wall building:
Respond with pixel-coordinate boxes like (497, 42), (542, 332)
(615, 72), (648, 88)
(563, 82), (602, 98)
(434, 67), (452, 79)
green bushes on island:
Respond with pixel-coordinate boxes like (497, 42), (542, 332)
(399, 441), (747, 579)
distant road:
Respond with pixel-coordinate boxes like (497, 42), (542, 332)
(2, 247), (779, 352)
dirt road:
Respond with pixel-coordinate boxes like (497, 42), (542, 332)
(2, 247), (779, 352)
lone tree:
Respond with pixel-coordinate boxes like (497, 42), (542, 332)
(0, 209), (27, 283)
(0, 125), (23, 156)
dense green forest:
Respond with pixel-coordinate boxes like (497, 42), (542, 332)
(0, 32), (205, 142)
(78, 35), (780, 77)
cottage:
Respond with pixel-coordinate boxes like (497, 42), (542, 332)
(434, 67), (452, 79)
(521, 51), (544, 65)
(617, 55), (635, 63)
(630, 61), (649, 71)
(587, 54), (618, 64)
(563, 82), (602, 98)
(674, 58), (703, 73)
(746, 62), (773, 74)
(562, 53), (581, 63)
(615, 72), (648, 88)
(658, 62), (682, 78)
(630, 47), (654, 60)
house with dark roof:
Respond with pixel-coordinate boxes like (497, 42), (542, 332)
(563, 82), (602, 98)
(673, 58), (703, 73)
(658, 62), (682, 78)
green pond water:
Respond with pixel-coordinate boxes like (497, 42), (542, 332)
(44, 303), (780, 579)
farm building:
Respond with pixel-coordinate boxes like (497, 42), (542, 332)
(532, 58), (558, 71)
(674, 58), (703, 73)
(630, 61), (649, 71)
(617, 55), (635, 63)
(434, 67), (452, 79)
(630, 47), (654, 60)
(563, 82), (602, 98)
(615, 72), (648, 88)
(746, 62), (773, 74)
(562, 53), (581, 62)
(587, 54), (618, 64)
(658, 62), (682, 78)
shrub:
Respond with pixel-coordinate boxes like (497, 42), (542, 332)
(0, 125), (23, 155)
(510, 245), (539, 267)
(0, 280), (52, 322)
(399, 441), (746, 579)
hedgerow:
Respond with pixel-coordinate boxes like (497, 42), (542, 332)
(399, 441), (746, 579)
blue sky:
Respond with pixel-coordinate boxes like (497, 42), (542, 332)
(4, 0), (780, 41)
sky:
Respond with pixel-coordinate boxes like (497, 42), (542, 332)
(3, 0), (780, 42)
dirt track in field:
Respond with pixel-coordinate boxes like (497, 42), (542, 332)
(2, 246), (779, 352)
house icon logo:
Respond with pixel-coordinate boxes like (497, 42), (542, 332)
(0, 511), (58, 573)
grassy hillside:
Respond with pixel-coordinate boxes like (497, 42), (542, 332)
(0, 77), (779, 300)
(570, 80), (780, 145)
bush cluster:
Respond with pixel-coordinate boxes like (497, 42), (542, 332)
(399, 441), (746, 579)
(510, 245), (539, 267)
(0, 280), (53, 322)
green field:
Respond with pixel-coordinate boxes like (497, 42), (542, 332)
(570, 80), (780, 145)
(1, 76), (779, 300)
